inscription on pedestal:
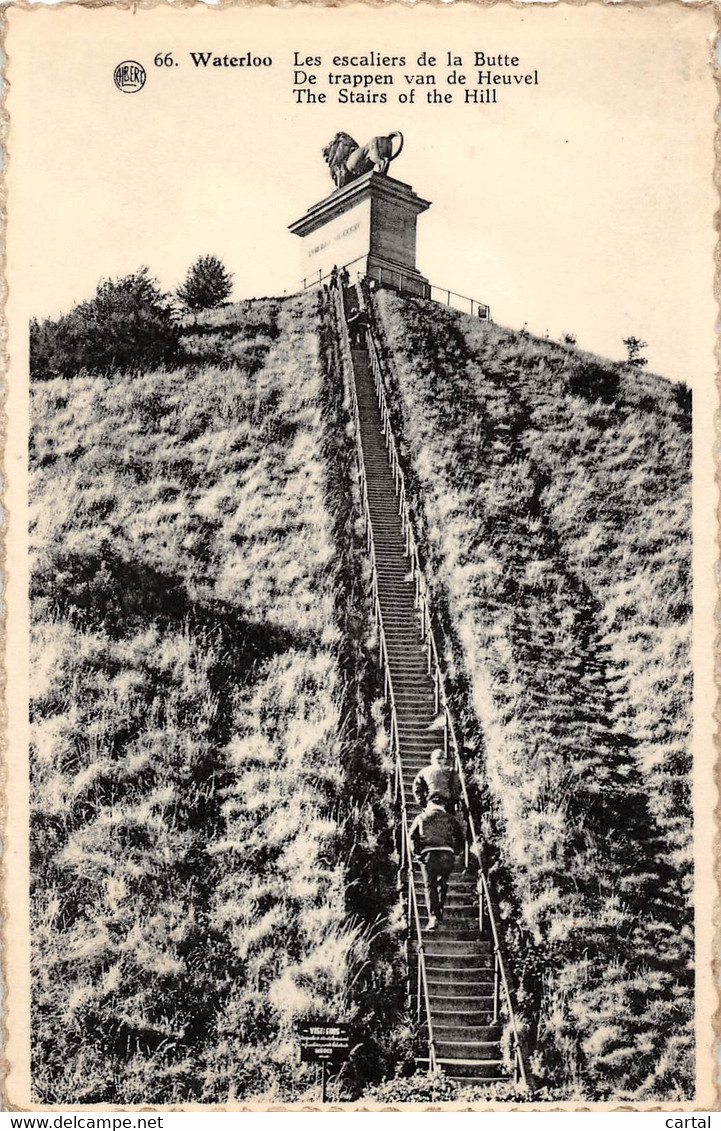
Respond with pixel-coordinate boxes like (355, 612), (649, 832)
(302, 200), (371, 285)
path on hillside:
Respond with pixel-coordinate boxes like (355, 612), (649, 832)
(346, 310), (510, 1084)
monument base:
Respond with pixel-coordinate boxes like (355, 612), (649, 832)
(289, 172), (431, 297)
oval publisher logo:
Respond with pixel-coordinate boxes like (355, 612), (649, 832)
(113, 60), (146, 93)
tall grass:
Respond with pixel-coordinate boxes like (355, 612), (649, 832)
(371, 290), (693, 1101)
(30, 293), (402, 1103)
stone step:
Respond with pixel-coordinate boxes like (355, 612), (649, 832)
(398, 750), (445, 762)
(379, 609), (422, 620)
(380, 637), (425, 646)
(418, 927), (486, 945)
(423, 917), (480, 933)
(418, 881), (479, 897)
(429, 1006), (495, 1026)
(422, 937), (492, 957)
(400, 751), (446, 762)
(385, 644), (430, 654)
(430, 1024), (502, 1044)
(427, 978), (494, 998)
(397, 717), (445, 727)
(393, 719), (443, 728)
(426, 904), (480, 921)
(434, 1040), (503, 1061)
(444, 1075), (509, 1086)
(436, 901), (480, 916)
(400, 760), (453, 774)
(396, 724), (441, 735)
(389, 676), (434, 687)
(425, 927), (482, 942)
(384, 669), (430, 678)
(428, 992), (494, 1011)
(411, 962), (494, 985)
(417, 1058), (507, 1081)
(397, 739), (446, 751)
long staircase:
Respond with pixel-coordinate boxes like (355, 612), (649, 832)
(336, 282), (527, 1087)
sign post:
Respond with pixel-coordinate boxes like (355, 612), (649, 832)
(296, 1021), (350, 1104)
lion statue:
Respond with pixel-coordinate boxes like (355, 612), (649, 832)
(322, 131), (404, 188)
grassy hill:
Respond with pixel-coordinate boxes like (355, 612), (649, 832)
(371, 290), (693, 1101)
(29, 280), (694, 1104)
(29, 294), (405, 1104)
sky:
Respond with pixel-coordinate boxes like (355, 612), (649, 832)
(7, 2), (717, 385)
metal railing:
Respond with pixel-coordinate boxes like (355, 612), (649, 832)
(429, 284), (491, 321)
(352, 278), (527, 1088)
(302, 258), (491, 322)
(331, 281), (438, 1073)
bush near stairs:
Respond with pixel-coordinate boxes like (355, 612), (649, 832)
(372, 290), (693, 1101)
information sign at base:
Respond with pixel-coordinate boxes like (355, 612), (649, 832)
(297, 1021), (350, 1064)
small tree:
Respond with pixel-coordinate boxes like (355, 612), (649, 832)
(177, 255), (233, 311)
(622, 336), (648, 369)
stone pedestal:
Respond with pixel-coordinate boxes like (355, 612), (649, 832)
(289, 172), (431, 297)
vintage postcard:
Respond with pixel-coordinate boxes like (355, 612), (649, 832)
(3, 1), (718, 1111)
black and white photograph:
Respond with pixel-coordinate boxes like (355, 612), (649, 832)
(3, 2), (717, 1111)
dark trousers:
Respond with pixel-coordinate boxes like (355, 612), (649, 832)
(420, 849), (456, 919)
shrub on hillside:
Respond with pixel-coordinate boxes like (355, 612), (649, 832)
(178, 255), (233, 311)
(30, 268), (180, 380)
